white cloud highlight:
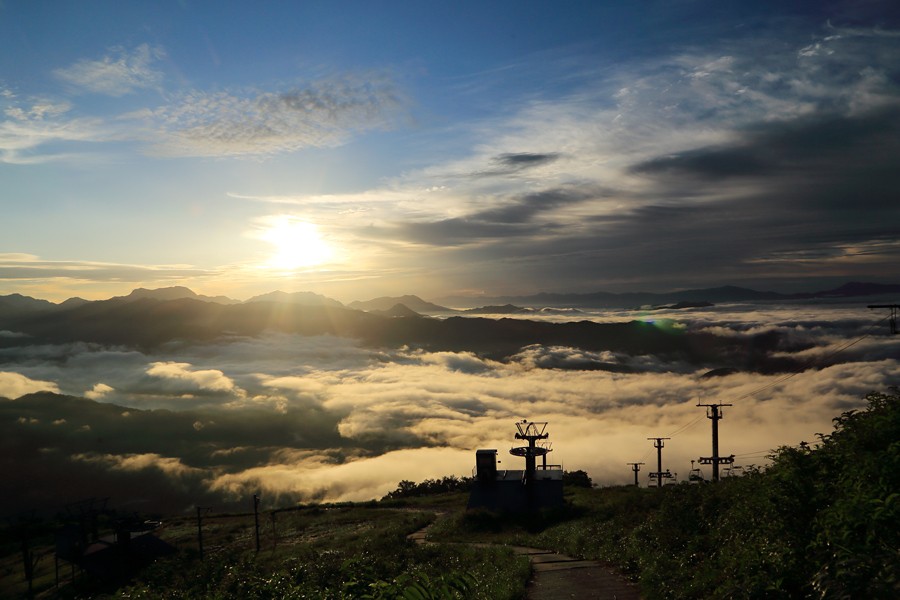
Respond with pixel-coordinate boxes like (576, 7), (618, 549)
(53, 45), (165, 96)
(0, 372), (59, 399)
(146, 362), (243, 395)
(85, 383), (114, 400)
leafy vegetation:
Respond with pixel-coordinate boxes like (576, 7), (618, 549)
(430, 389), (900, 599)
(5, 389), (898, 600)
(1, 504), (528, 600)
(381, 477), (473, 500)
(561, 470), (592, 488)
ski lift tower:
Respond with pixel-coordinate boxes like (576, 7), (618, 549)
(468, 420), (562, 512)
(509, 420), (550, 487)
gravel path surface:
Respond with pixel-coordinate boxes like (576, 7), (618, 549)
(408, 525), (643, 600)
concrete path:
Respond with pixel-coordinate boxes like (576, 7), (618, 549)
(408, 526), (643, 600)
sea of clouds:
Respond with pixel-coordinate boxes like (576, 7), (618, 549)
(2, 301), (898, 515)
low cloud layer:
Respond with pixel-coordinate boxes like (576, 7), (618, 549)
(2, 303), (898, 516)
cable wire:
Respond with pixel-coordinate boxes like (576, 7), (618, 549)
(661, 314), (890, 441)
(632, 313), (890, 470)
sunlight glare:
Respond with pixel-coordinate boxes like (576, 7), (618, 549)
(259, 217), (333, 270)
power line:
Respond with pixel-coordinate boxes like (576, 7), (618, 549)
(658, 314), (890, 441)
(730, 315), (889, 403)
(668, 413), (706, 438)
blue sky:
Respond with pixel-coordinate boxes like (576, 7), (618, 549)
(2, 1), (899, 302)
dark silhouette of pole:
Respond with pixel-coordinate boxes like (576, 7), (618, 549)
(627, 462), (644, 486)
(196, 506), (211, 561)
(697, 403), (734, 481)
(868, 305), (899, 334)
(270, 512), (277, 549)
(647, 438), (670, 488)
(253, 495), (261, 552)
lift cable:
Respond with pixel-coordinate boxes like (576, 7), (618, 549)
(729, 314), (889, 404)
(656, 313), (891, 442)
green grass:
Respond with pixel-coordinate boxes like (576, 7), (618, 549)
(1, 496), (529, 600)
(430, 390), (900, 600)
(8, 389), (898, 600)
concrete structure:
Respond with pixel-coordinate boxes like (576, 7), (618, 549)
(467, 421), (564, 512)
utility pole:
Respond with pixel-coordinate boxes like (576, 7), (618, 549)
(270, 512), (277, 550)
(627, 462), (644, 486)
(196, 506), (211, 561)
(697, 403), (734, 481)
(253, 495), (261, 552)
(868, 305), (899, 334)
(647, 438), (671, 488)
(7, 511), (39, 599)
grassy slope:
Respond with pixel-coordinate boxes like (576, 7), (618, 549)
(6, 389), (898, 600)
(1, 496), (529, 600)
(429, 390), (900, 600)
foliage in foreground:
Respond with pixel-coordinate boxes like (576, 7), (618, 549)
(431, 389), (900, 600)
(381, 476), (473, 500)
(101, 509), (528, 600)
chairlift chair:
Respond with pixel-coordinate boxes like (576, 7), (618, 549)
(688, 460), (704, 484)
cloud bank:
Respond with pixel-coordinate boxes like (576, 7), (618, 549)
(2, 303), (898, 516)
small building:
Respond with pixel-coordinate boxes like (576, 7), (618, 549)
(467, 421), (564, 512)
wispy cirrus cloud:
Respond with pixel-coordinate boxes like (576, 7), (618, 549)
(128, 73), (410, 157)
(0, 253), (214, 283)
(53, 44), (166, 96)
(0, 96), (107, 164)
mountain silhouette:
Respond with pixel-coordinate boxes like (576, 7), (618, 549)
(369, 303), (425, 318)
(244, 290), (344, 308)
(434, 281), (900, 308)
(348, 295), (454, 314)
(118, 286), (241, 304)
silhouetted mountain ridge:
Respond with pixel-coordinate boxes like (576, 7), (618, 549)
(244, 290), (344, 307)
(120, 286), (241, 305)
(434, 282), (900, 308)
(0, 295), (818, 374)
(369, 304), (425, 318)
(348, 295), (453, 314)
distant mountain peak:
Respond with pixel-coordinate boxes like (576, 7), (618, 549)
(116, 287), (241, 305)
(348, 295), (453, 314)
(370, 303), (424, 318)
(243, 290), (344, 308)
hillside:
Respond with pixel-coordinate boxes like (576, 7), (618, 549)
(348, 295), (455, 314)
(5, 389), (896, 600)
(428, 388), (900, 600)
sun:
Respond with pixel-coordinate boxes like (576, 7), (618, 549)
(258, 216), (333, 270)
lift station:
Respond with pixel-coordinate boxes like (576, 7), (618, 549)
(467, 420), (564, 512)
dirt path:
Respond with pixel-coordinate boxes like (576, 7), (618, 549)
(408, 525), (643, 600)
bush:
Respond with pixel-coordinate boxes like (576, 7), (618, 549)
(381, 476), (474, 500)
(562, 470), (592, 488)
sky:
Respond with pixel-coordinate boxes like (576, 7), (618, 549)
(2, 1), (900, 305)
